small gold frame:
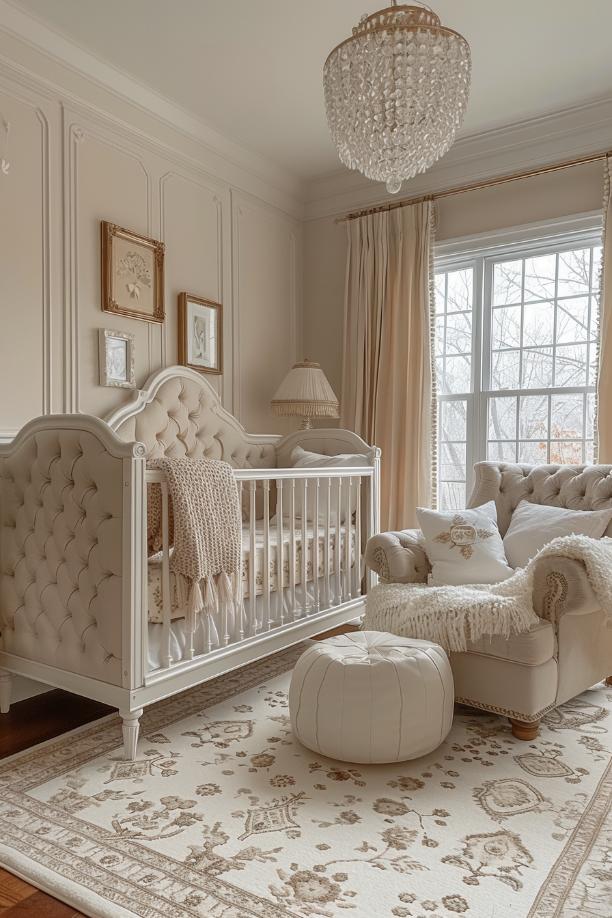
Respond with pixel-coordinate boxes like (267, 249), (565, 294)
(178, 292), (223, 375)
(101, 221), (165, 323)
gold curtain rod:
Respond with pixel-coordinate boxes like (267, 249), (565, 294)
(335, 149), (612, 224)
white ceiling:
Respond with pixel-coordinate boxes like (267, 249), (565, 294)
(10, 0), (612, 181)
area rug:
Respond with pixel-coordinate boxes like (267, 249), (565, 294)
(0, 646), (610, 918)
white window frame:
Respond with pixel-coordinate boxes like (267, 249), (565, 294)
(434, 212), (603, 505)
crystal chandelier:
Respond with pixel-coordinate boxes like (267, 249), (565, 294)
(323, 1), (471, 194)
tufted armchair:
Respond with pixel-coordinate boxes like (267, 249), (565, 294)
(365, 461), (612, 740)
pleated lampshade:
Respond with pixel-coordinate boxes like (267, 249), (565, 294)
(271, 360), (339, 429)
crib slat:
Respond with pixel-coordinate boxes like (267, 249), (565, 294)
(161, 480), (172, 668)
(263, 479), (271, 631)
(324, 477), (331, 608)
(249, 479), (257, 635)
(289, 478), (296, 620)
(344, 476), (352, 601)
(276, 479), (284, 626)
(301, 478), (308, 617)
(335, 477), (342, 604)
(353, 476), (362, 598)
(313, 477), (320, 612)
(238, 480), (244, 640)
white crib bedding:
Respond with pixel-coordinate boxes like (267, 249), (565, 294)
(147, 522), (355, 622)
(146, 523), (357, 670)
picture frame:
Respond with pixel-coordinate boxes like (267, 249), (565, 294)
(178, 292), (223, 375)
(101, 221), (165, 323)
(98, 328), (135, 388)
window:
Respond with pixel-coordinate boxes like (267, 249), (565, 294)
(435, 230), (602, 511)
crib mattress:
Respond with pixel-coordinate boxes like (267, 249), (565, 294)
(147, 522), (355, 623)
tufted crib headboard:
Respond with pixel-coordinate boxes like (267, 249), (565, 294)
(106, 366), (278, 469)
(468, 461), (612, 536)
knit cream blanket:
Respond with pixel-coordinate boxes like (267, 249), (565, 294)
(364, 534), (612, 653)
(148, 457), (242, 637)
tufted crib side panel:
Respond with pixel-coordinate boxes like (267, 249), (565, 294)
(0, 416), (145, 687)
(468, 461), (612, 536)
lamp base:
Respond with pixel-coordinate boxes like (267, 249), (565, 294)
(300, 417), (313, 430)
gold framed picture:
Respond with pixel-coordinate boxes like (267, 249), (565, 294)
(178, 292), (223, 375)
(101, 221), (165, 323)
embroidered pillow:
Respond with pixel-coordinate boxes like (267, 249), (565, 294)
(503, 499), (612, 569)
(417, 501), (514, 585)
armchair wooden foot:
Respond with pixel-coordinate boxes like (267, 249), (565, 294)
(605, 676), (612, 687)
(509, 718), (540, 741)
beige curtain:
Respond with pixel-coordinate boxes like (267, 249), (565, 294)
(597, 155), (612, 462)
(342, 202), (435, 530)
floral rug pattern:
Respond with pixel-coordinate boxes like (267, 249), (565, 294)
(0, 645), (610, 917)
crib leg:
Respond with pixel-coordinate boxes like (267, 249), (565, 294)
(0, 670), (12, 714)
(119, 707), (143, 761)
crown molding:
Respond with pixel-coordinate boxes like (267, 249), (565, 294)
(304, 97), (612, 221)
(0, 0), (305, 214)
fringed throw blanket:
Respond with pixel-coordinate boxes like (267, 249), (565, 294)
(364, 534), (612, 653)
(148, 457), (242, 639)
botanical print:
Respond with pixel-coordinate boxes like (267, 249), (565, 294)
(116, 249), (152, 303)
(0, 645), (610, 918)
(433, 514), (495, 559)
(113, 236), (155, 314)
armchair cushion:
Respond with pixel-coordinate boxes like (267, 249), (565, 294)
(364, 529), (429, 583)
(503, 499), (612, 568)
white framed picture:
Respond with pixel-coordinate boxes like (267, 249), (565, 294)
(98, 328), (135, 388)
(178, 292), (222, 374)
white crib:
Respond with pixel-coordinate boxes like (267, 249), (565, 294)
(0, 366), (379, 758)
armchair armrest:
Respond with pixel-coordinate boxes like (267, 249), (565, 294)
(533, 555), (600, 626)
(365, 529), (430, 583)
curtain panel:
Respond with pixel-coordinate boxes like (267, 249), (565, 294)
(341, 202), (436, 530)
(597, 155), (612, 462)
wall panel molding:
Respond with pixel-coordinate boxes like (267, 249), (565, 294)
(0, 71), (53, 420)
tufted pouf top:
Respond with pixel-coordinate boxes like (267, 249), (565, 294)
(289, 631), (454, 764)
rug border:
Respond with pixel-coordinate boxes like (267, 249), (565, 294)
(0, 645), (304, 918)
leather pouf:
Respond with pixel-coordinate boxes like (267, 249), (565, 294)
(289, 631), (454, 764)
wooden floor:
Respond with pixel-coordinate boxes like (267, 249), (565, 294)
(0, 624), (357, 916)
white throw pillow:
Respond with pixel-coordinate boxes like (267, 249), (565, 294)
(286, 446), (372, 524)
(417, 501), (513, 586)
(503, 499), (612, 569)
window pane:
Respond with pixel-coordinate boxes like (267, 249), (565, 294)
(435, 274), (446, 313)
(523, 301), (554, 347)
(445, 312), (472, 354)
(446, 269), (472, 312)
(440, 442), (466, 481)
(549, 441), (584, 464)
(521, 347), (553, 388)
(441, 354), (471, 394)
(492, 306), (521, 349)
(441, 400), (467, 441)
(523, 253), (556, 301)
(491, 349), (521, 389)
(557, 248), (591, 297)
(493, 260), (522, 305)
(519, 395), (548, 440)
(555, 344), (587, 387)
(517, 441), (548, 464)
(556, 297), (589, 344)
(551, 393), (584, 440)
(488, 396), (516, 441)
(487, 441), (517, 462)
(590, 294), (600, 340)
(439, 481), (466, 511)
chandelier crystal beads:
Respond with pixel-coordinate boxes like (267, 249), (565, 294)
(323, 3), (471, 194)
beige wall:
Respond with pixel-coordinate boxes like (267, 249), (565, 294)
(0, 51), (301, 438)
(303, 162), (605, 403)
